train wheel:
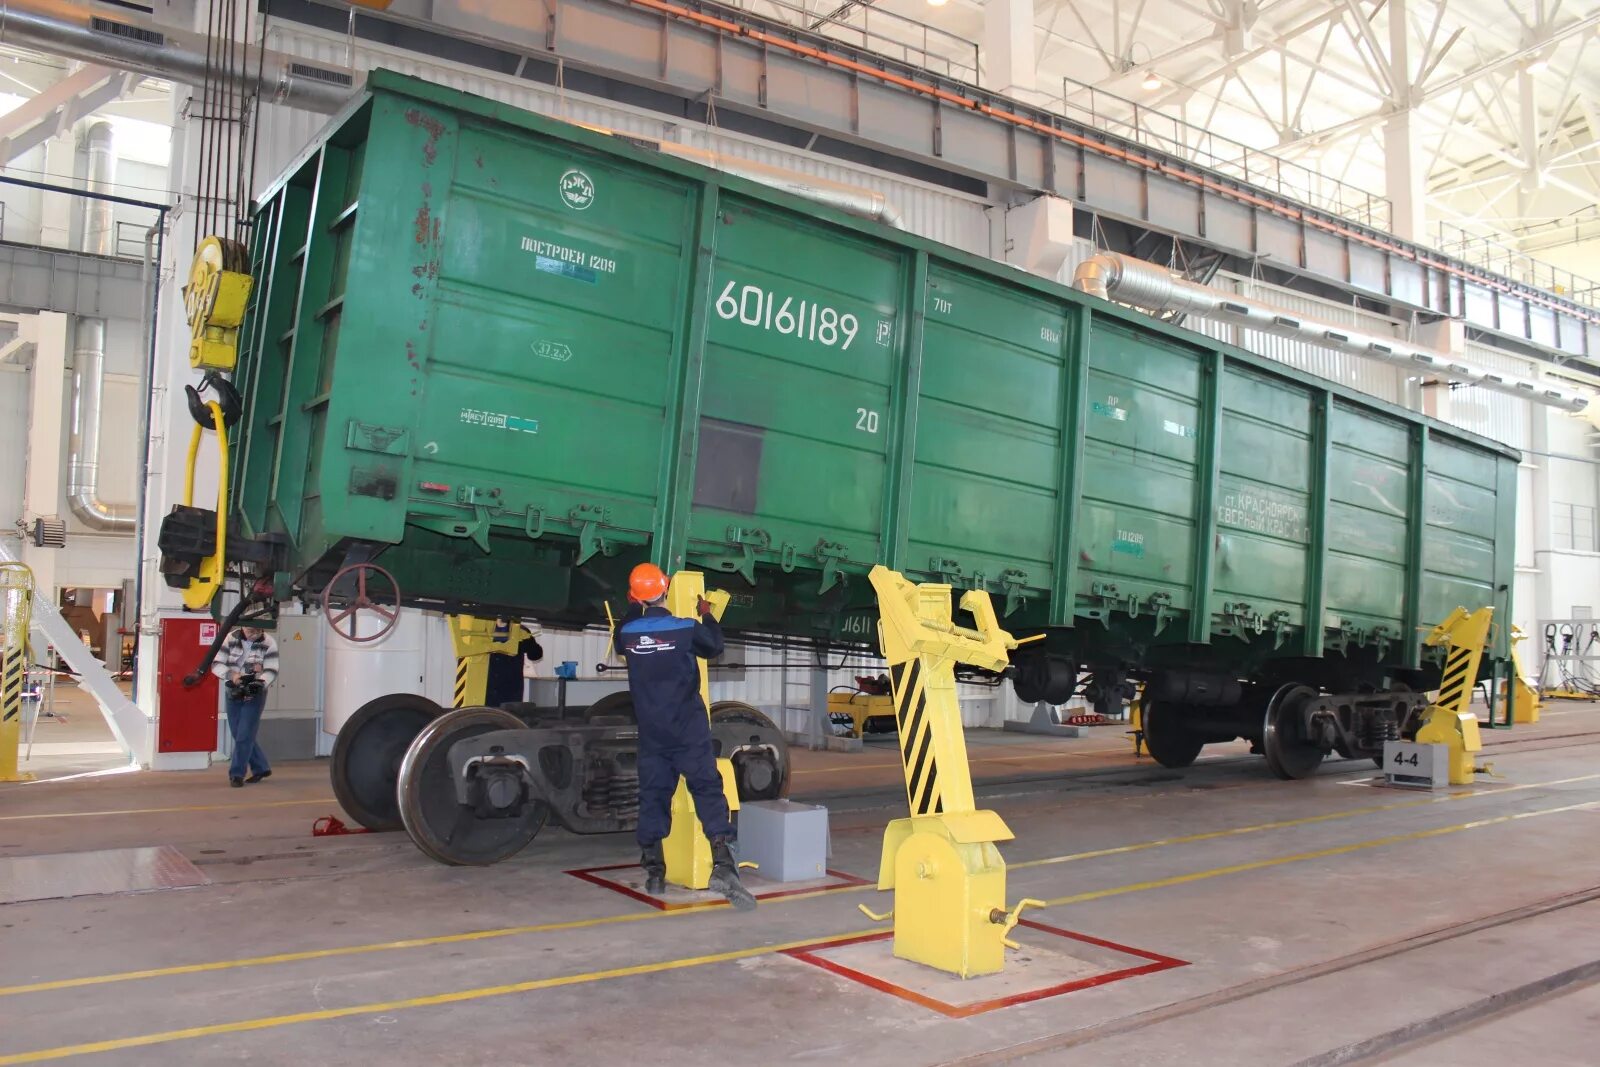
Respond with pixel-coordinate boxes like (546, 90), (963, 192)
(1262, 684), (1325, 780)
(584, 691), (636, 724)
(397, 707), (549, 866)
(710, 701), (791, 801)
(1141, 698), (1204, 769)
(330, 693), (444, 832)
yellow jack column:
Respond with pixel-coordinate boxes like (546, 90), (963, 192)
(1, 561), (36, 783)
(1417, 606), (1493, 785)
(660, 571), (737, 891)
(862, 564), (1044, 978)
(447, 616), (532, 708)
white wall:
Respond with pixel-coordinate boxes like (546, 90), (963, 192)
(0, 142), (166, 253)
(0, 361), (27, 535)
(1533, 406), (1600, 622)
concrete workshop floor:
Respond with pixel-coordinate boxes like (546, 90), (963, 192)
(3, 703), (1600, 1065)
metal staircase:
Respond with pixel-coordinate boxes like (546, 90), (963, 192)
(0, 540), (147, 763)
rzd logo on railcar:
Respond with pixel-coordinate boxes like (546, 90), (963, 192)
(559, 168), (595, 210)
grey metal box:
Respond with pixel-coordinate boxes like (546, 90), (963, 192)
(738, 800), (829, 883)
(1383, 741), (1449, 789)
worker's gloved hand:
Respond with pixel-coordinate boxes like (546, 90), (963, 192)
(696, 598), (713, 619)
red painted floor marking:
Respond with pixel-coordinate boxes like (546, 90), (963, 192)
(782, 919), (1188, 1018)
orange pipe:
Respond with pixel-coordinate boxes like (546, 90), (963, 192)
(624, 0), (1599, 330)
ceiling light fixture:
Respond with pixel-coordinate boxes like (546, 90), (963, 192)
(1526, 54), (1549, 73)
(1142, 71), (1162, 91)
(926, 0), (948, 6)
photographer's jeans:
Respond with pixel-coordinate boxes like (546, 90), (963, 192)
(225, 692), (271, 780)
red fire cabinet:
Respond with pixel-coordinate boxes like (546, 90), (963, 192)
(157, 617), (220, 753)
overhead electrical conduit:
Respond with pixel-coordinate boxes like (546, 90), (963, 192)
(67, 120), (134, 532)
(1073, 252), (1600, 423)
(0, 0), (352, 112)
(1, 0), (901, 223)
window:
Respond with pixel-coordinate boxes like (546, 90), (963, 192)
(1552, 502), (1598, 552)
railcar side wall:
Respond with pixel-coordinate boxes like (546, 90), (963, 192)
(229, 71), (1517, 663)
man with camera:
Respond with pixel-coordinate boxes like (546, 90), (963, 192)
(211, 625), (279, 787)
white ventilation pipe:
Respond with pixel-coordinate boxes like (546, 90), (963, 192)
(0, 0), (352, 112)
(571, 121), (904, 229)
(66, 120), (134, 532)
(1074, 252), (1598, 419)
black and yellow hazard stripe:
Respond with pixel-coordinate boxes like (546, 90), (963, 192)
(1, 648), (22, 723)
(889, 659), (943, 816)
(453, 658), (471, 709)
(1435, 642), (1478, 713)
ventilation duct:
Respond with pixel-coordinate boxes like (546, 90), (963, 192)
(1073, 252), (1598, 420)
(570, 121), (904, 229)
(66, 120), (134, 532)
(0, 0), (352, 112)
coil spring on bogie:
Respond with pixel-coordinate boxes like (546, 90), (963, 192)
(609, 772), (640, 820)
(1364, 715), (1399, 750)
(580, 765), (639, 819)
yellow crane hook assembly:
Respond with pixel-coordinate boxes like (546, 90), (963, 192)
(166, 236), (253, 611)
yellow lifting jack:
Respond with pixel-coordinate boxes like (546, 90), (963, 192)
(1504, 626), (1542, 725)
(640, 571), (741, 892)
(858, 564), (1046, 978)
(448, 616), (533, 708)
(1417, 606), (1497, 785)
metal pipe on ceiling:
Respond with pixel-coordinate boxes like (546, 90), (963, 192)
(1073, 251), (1598, 419)
(0, 0), (353, 112)
(66, 119), (134, 532)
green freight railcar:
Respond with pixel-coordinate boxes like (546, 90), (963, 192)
(166, 70), (1516, 845)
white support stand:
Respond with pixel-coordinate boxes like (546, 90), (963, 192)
(1003, 701), (1088, 737)
(1383, 740), (1449, 789)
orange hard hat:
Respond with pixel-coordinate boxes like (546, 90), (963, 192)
(628, 563), (670, 603)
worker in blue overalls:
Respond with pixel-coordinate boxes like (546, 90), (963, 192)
(617, 563), (756, 911)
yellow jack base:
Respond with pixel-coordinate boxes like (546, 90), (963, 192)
(661, 758), (741, 890)
(866, 811), (1039, 979)
(0, 720), (32, 783)
(1415, 706), (1483, 786)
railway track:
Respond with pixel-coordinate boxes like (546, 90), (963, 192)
(943, 884), (1600, 1066)
(807, 727), (1600, 815)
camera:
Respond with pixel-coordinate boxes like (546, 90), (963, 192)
(228, 676), (265, 700)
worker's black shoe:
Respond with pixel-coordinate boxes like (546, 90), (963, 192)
(229, 776), (244, 788)
(246, 770), (271, 784)
(641, 842), (666, 896)
(708, 838), (757, 912)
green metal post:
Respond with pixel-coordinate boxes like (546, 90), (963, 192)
(1302, 392), (1331, 656)
(1491, 456), (1518, 661)
(1049, 304), (1090, 627)
(881, 251), (927, 572)
(1188, 349), (1224, 644)
(654, 184), (721, 572)
(1402, 426), (1430, 667)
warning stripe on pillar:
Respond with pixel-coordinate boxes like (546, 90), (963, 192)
(889, 659), (942, 816)
(1, 649), (22, 723)
(1436, 644), (1477, 711)
(453, 658), (470, 709)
